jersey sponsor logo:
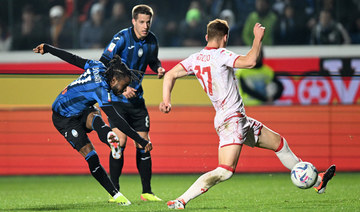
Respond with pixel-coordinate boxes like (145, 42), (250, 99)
(107, 43), (116, 52)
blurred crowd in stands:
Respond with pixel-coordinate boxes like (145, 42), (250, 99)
(1, 0), (360, 51)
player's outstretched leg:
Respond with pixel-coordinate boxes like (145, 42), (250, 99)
(167, 199), (186, 209)
(314, 164), (336, 194)
(167, 166), (233, 209)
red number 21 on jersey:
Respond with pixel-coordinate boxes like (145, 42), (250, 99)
(194, 65), (213, 96)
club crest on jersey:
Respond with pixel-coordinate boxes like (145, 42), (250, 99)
(138, 48), (143, 57)
(71, 129), (78, 137)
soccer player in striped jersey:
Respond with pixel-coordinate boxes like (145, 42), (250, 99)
(160, 19), (336, 209)
(100, 4), (164, 202)
(33, 43), (152, 206)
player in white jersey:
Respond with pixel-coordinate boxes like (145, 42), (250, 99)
(160, 19), (336, 209)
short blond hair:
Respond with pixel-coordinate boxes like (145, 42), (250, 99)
(132, 4), (153, 19)
(207, 19), (229, 41)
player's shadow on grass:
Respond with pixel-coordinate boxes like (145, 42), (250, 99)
(4, 201), (105, 211)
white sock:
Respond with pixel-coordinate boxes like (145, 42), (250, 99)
(275, 137), (301, 170)
(178, 166), (233, 203)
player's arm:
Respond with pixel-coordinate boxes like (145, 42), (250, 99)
(159, 63), (188, 113)
(101, 105), (152, 152)
(234, 23), (265, 69)
(33, 44), (87, 69)
(148, 44), (165, 79)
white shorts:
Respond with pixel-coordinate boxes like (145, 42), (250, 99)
(216, 115), (263, 148)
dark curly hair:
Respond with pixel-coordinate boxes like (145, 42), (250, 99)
(104, 55), (140, 85)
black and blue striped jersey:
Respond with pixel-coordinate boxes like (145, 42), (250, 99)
(100, 27), (161, 104)
(43, 44), (149, 147)
(52, 60), (111, 117)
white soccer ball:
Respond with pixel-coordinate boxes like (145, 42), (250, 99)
(291, 162), (318, 189)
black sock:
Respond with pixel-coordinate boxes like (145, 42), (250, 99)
(136, 148), (152, 193)
(92, 115), (111, 146)
(109, 148), (124, 191)
(85, 150), (118, 196)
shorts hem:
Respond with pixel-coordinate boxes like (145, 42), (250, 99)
(219, 143), (243, 148)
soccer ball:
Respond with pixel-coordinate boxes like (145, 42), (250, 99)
(291, 162), (318, 189)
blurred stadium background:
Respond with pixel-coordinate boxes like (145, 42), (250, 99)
(0, 0), (359, 176)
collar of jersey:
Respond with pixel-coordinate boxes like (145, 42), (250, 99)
(204, 46), (218, 50)
(131, 27), (146, 42)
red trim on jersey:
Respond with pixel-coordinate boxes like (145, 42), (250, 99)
(218, 164), (235, 173)
(233, 55), (241, 68)
(204, 46), (218, 50)
(275, 136), (284, 152)
(220, 143), (243, 148)
(179, 63), (189, 73)
(257, 125), (263, 136)
(224, 112), (244, 122)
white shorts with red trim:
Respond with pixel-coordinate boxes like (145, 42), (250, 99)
(216, 115), (263, 148)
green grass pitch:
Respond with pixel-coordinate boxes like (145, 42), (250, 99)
(1, 173), (359, 211)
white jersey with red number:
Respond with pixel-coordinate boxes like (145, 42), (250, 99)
(180, 47), (245, 129)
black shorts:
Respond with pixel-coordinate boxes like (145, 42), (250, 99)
(52, 106), (99, 151)
(108, 101), (150, 132)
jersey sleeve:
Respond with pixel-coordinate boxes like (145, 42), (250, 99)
(219, 49), (240, 68)
(83, 59), (96, 70)
(100, 33), (125, 67)
(179, 54), (196, 75)
(148, 42), (161, 72)
(44, 44), (87, 69)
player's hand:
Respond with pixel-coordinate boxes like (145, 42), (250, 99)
(144, 141), (153, 152)
(157, 67), (166, 79)
(122, 86), (137, 99)
(33, 44), (45, 54)
(253, 23), (265, 41)
(159, 102), (171, 113)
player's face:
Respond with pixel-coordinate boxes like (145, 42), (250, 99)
(110, 76), (131, 96)
(132, 14), (152, 39)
